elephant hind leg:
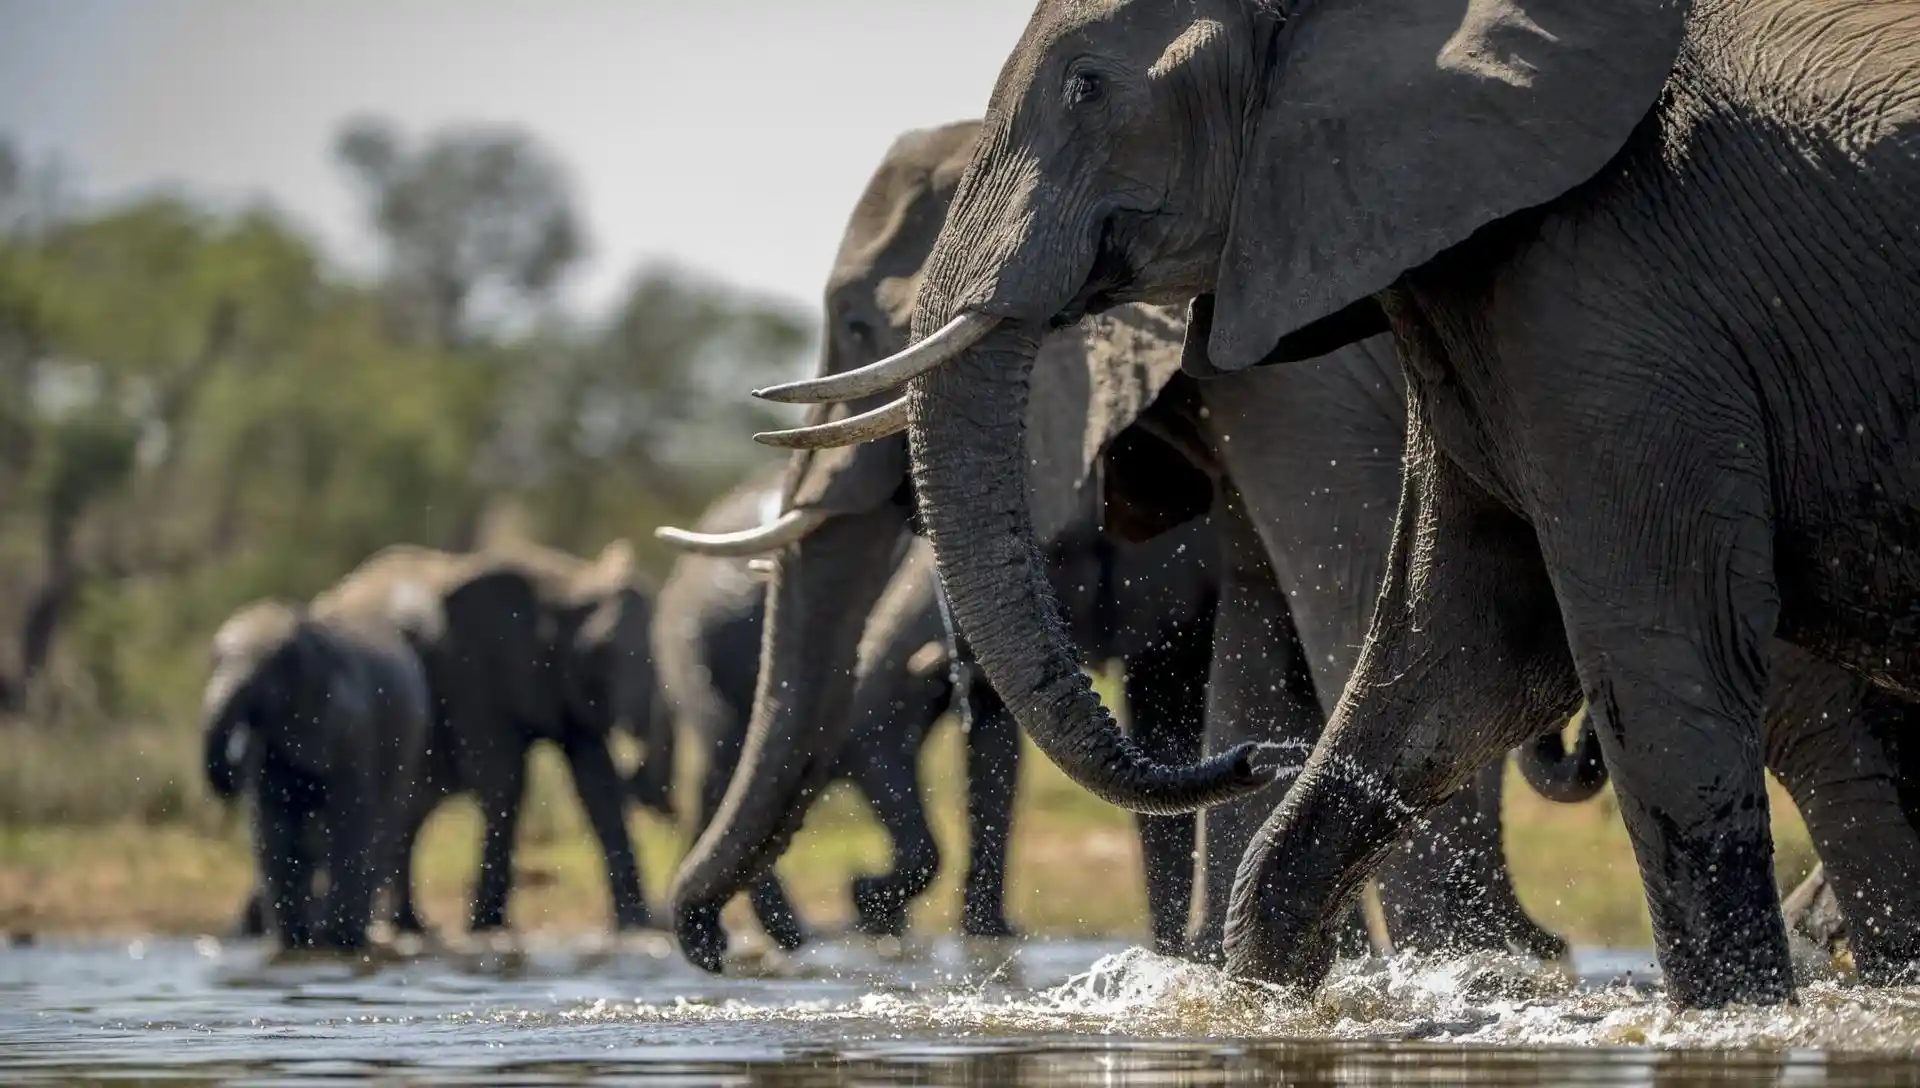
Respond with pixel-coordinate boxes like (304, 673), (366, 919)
(465, 746), (528, 933)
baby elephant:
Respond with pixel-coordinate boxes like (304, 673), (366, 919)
(201, 599), (430, 951)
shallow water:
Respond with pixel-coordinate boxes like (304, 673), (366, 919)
(5, 933), (1920, 1084)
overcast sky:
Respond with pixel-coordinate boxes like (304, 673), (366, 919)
(0, 0), (1038, 318)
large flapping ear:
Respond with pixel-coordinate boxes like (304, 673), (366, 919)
(1200, 0), (1686, 372)
(1026, 303), (1190, 545)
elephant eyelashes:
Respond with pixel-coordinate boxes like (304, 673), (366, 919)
(1064, 71), (1104, 106)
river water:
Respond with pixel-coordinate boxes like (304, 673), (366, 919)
(5, 932), (1920, 1084)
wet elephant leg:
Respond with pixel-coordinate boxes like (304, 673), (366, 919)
(466, 744), (527, 933)
(388, 785), (440, 934)
(1375, 757), (1570, 959)
(843, 720), (942, 937)
(698, 720), (805, 951)
(1191, 484), (1349, 965)
(961, 678), (1020, 937)
(318, 770), (376, 950)
(1121, 627), (1207, 956)
(252, 773), (319, 949)
(1766, 648), (1920, 982)
(560, 730), (652, 930)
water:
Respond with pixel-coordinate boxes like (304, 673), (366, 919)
(5, 932), (1920, 1084)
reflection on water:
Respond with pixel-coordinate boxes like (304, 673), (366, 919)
(4, 933), (1920, 1084)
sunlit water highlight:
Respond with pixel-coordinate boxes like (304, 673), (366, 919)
(5, 932), (1920, 1083)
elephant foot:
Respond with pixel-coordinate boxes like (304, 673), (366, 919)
(851, 876), (910, 938)
(961, 911), (1020, 940)
(231, 894), (268, 939)
(392, 905), (429, 935)
(612, 900), (655, 932)
(1502, 917), (1572, 962)
(674, 903), (728, 973)
(468, 900), (510, 933)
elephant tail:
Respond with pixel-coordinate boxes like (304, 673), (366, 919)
(1515, 713), (1608, 804)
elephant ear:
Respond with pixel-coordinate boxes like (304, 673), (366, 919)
(1025, 303), (1190, 545)
(1198, 0), (1686, 372)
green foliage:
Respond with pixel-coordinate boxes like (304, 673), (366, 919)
(0, 126), (813, 805)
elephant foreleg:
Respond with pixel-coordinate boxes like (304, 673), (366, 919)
(843, 720), (941, 938)
(1193, 484), (1342, 965)
(561, 731), (652, 931)
(467, 748), (527, 933)
(960, 678), (1019, 938)
(696, 725), (806, 951)
(1222, 395), (1582, 993)
(319, 770), (376, 951)
(1120, 627), (1207, 957)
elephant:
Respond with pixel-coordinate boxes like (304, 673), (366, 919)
(660, 119), (1579, 972)
(200, 598), (430, 950)
(651, 463), (974, 948)
(304, 538), (671, 934)
(769, 0), (1920, 1006)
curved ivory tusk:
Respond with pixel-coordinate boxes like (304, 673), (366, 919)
(753, 396), (910, 449)
(752, 313), (999, 404)
(652, 509), (827, 557)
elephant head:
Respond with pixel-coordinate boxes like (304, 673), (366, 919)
(758, 0), (1684, 815)
(657, 119), (1218, 970)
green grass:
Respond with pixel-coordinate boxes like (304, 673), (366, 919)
(0, 694), (1817, 949)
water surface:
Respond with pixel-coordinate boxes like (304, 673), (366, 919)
(5, 933), (1920, 1084)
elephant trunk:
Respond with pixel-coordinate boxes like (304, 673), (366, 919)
(907, 326), (1270, 814)
(1515, 715), (1608, 804)
(668, 507), (908, 971)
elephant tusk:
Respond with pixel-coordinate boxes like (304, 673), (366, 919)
(745, 558), (776, 579)
(751, 313), (999, 404)
(753, 396), (910, 449)
(653, 509), (827, 557)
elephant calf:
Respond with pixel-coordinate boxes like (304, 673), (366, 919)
(201, 599), (430, 951)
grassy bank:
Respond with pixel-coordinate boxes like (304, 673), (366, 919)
(0, 712), (1817, 949)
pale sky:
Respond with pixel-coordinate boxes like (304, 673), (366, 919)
(0, 0), (1038, 318)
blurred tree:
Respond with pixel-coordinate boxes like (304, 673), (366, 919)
(335, 117), (584, 349)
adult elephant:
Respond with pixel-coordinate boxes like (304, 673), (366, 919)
(661, 120), (1569, 970)
(763, 0), (1920, 1006)
(200, 598), (430, 950)
(311, 538), (670, 934)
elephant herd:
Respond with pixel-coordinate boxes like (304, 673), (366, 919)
(651, 0), (1920, 1013)
(209, 0), (1919, 1013)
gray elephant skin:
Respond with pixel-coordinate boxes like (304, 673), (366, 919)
(663, 120), (1577, 972)
(200, 598), (430, 950)
(797, 0), (1920, 1007)
(305, 538), (671, 934)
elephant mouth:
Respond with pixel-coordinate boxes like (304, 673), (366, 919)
(1052, 216), (1136, 328)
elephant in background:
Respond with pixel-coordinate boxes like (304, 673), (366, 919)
(662, 119), (1574, 972)
(200, 598), (430, 951)
(826, 0), (1920, 1006)
(307, 538), (671, 934)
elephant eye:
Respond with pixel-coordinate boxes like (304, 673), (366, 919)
(1064, 70), (1104, 106)
(844, 316), (874, 345)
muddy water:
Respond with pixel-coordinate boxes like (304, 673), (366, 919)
(5, 934), (1920, 1084)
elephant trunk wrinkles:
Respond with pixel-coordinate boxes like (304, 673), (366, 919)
(669, 510), (904, 971)
(1516, 716), (1608, 804)
(907, 328), (1266, 815)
